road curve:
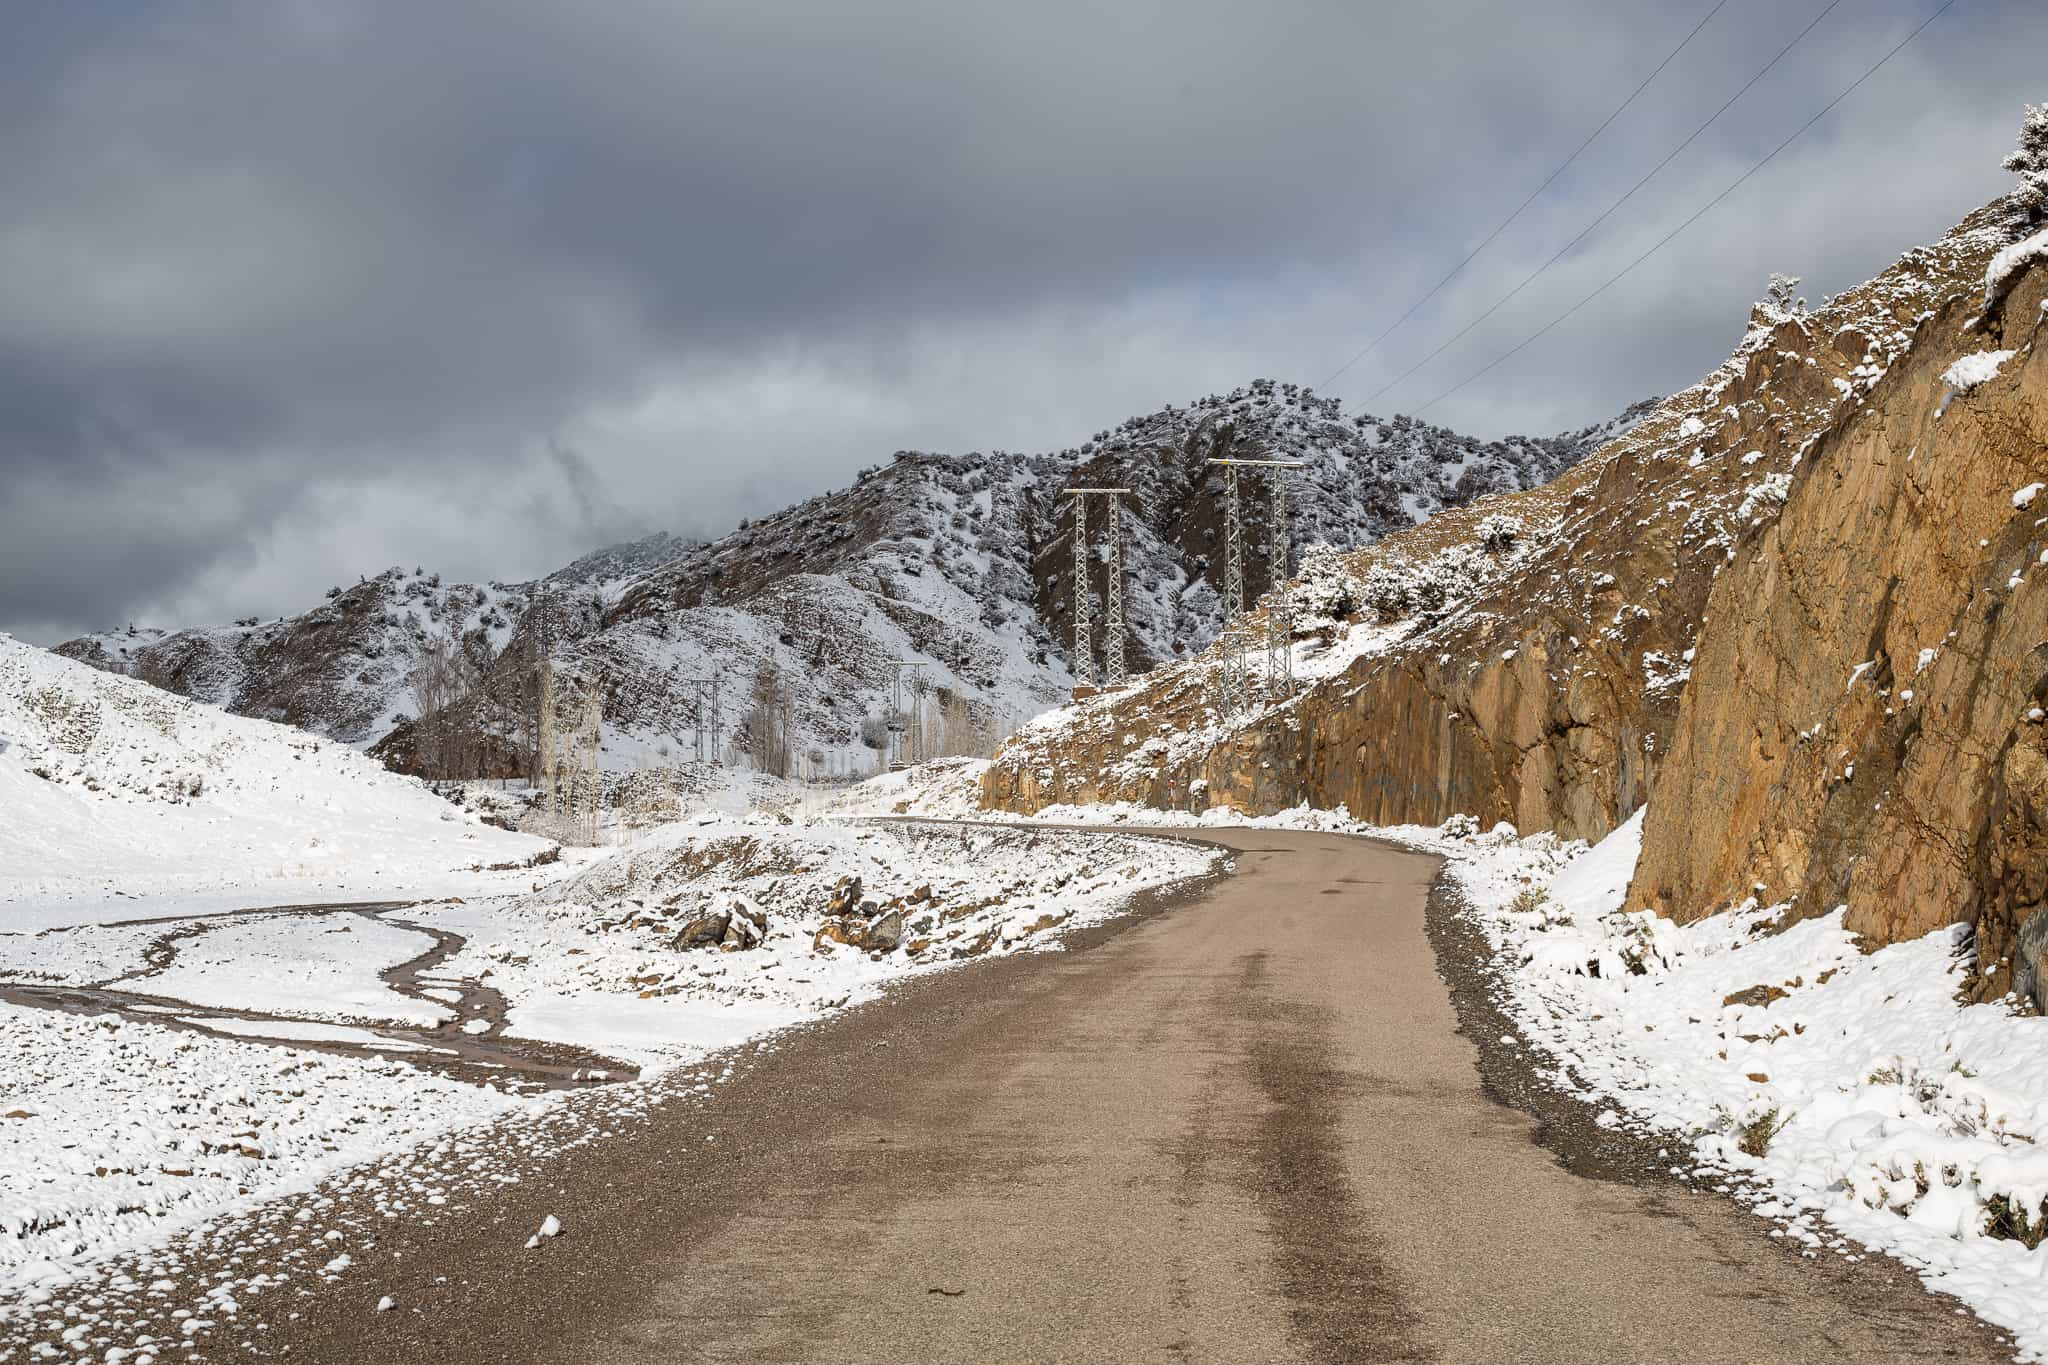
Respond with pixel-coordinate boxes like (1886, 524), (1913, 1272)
(238, 828), (2006, 1361)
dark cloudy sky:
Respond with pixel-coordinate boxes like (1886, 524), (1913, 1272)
(3, 0), (2041, 642)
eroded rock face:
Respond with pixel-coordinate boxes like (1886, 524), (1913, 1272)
(1629, 263), (2048, 1005)
(983, 204), (2018, 853)
(982, 198), (2048, 980)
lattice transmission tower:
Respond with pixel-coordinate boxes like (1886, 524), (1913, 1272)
(1206, 457), (1304, 711)
(1062, 488), (1135, 691)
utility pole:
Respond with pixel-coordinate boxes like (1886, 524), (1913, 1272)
(1062, 487), (1135, 693)
(664, 673), (721, 765)
(1220, 462), (1244, 620)
(691, 677), (711, 763)
(1206, 458), (1304, 709)
(1266, 473), (1294, 699)
(886, 661), (925, 769)
(1069, 493), (1091, 688)
(528, 583), (554, 785)
(1105, 493), (1128, 688)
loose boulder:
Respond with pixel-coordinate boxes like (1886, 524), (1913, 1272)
(863, 910), (906, 953)
(826, 875), (863, 917)
(673, 909), (731, 950)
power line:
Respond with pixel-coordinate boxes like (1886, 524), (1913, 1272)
(1320, 0), (1732, 392)
(1411, 0), (1959, 419)
(1365, 0), (1849, 407)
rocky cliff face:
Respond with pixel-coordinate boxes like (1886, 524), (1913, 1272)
(984, 204), (2017, 834)
(1630, 239), (2048, 1008)
(982, 182), (2048, 1001)
(55, 387), (1628, 776)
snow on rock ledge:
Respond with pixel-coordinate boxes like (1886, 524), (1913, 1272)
(1944, 349), (2017, 393)
(1985, 225), (2048, 316)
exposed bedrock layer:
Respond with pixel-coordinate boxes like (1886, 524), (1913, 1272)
(983, 200), (2047, 989)
(1631, 263), (2048, 1005)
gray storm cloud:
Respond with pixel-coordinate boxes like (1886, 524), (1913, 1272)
(2, 0), (2041, 640)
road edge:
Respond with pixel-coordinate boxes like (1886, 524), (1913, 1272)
(1421, 865), (2021, 1361)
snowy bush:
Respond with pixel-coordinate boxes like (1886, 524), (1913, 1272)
(1360, 563), (1415, 623)
(1764, 272), (1805, 316)
(1476, 513), (1523, 555)
(1736, 472), (1794, 524)
(2005, 102), (2048, 223)
(1356, 543), (1500, 626)
(1293, 543), (1363, 632)
(1410, 544), (1494, 621)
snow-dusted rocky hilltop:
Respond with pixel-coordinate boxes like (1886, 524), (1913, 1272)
(55, 385), (1649, 776)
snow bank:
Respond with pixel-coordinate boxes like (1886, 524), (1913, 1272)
(1456, 821), (2048, 1359)
(0, 636), (551, 927)
(826, 757), (990, 819)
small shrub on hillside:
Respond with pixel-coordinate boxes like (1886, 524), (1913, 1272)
(1985, 1193), (2048, 1249)
(1294, 543), (1363, 632)
(1736, 1107), (1789, 1159)
(2005, 102), (2048, 223)
(1409, 544), (1494, 622)
(1476, 514), (1523, 554)
(1440, 813), (1480, 840)
(1360, 563), (1415, 622)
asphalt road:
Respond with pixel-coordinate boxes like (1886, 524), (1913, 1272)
(237, 829), (2010, 1362)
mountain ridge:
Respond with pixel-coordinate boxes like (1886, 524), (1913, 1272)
(54, 386), (1651, 777)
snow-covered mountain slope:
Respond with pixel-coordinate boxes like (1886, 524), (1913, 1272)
(54, 386), (1648, 777)
(0, 635), (551, 924)
(56, 565), (540, 748)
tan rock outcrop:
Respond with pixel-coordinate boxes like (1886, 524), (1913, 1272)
(1630, 259), (2048, 1005)
(985, 204), (2017, 845)
(983, 194), (2047, 1001)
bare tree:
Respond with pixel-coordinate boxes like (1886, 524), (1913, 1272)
(741, 664), (796, 778)
(936, 690), (994, 758)
(409, 638), (482, 779)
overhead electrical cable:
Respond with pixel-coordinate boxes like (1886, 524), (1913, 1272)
(1409, 0), (1960, 418)
(1364, 0), (1849, 407)
(1320, 0), (1732, 392)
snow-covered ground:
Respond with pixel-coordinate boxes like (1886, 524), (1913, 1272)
(12, 633), (2041, 1356)
(1449, 814), (2048, 1360)
(0, 635), (557, 929)
(409, 814), (1217, 1071)
(0, 749), (1214, 1304)
(0, 1001), (521, 1293)
(140, 913), (451, 1028)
